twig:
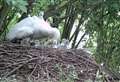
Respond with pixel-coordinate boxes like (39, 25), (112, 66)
(3, 57), (39, 78)
(29, 64), (38, 77)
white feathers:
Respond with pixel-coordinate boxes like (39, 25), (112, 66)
(6, 15), (61, 46)
(49, 28), (60, 41)
(6, 26), (34, 41)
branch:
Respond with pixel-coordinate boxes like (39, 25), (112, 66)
(75, 32), (87, 48)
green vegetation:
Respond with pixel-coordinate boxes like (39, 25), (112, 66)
(0, 0), (120, 81)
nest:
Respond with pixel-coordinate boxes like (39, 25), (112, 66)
(0, 42), (99, 82)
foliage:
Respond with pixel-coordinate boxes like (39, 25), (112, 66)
(4, 0), (28, 12)
(1, 0), (27, 12)
(84, 0), (120, 77)
(0, 0), (28, 40)
(0, 0), (120, 79)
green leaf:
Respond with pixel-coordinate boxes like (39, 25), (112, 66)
(5, 0), (28, 12)
(5, 0), (12, 5)
(18, 5), (27, 13)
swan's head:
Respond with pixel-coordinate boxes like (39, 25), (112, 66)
(50, 28), (61, 41)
